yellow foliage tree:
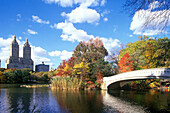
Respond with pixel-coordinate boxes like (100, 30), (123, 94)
(73, 58), (90, 80)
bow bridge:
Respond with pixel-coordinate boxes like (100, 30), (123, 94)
(101, 68), (170, 90)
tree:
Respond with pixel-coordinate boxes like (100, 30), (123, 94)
(73, 38), (108, 63)
(73, 58), (90, 80)
(119, 36), (170, 69)
(118, 53), (134, 73)
(55, 57), (75, 77)
(73, 38), (111, 81)
(90, 59), (114, 77)
(123, 0), (170, 33)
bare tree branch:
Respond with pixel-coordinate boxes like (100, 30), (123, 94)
(123, 0), (170, 33)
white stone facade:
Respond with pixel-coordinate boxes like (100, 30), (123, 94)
(5, 36), (34, 70)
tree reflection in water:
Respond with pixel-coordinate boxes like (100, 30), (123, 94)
(52, 90), (104, 113)
(108, 89), (170, 113)
(1, 85), (170, 113)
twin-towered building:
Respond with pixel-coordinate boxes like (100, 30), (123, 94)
(5, 36), (34, 70)
(5, 36), (49, 72)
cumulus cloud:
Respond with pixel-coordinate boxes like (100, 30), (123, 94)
(62, 6), (100, 24)
(130, 3), (170, 35)
(56, 21), (94, 42)
(0, 37), (13, 61)
(100, 37), (120, 53)
(56, 21), (120, 53)
(32, 46), (47, 56)
(32, 15), (50, 24)
(28, 29), (38, 35)
(49, 50), (73, 60)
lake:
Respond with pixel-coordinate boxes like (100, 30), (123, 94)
(0, 84), (170, 113)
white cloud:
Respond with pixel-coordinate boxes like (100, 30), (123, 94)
(43, 0), (101, 7)
(49, 50), (73, 60)
(28, 29), (38, 35)
(104, 17), (108, 22)
(31, 46), (53, 66)
(129, 35), (133, 37)
(101, 0), (106, 6)
(100, 37), (120, 53)
(0, 37), (13, 61)
(62, 6), (100, 24)
(32, 46), (47, 56)
(56, 21), (94, 42)
(19, 36), (22, 39)
(130, 9), (170, 35)
(32, 15), (50, 24)
(43, 0), (74, 7)
(32, 56), (51, 66)
(56, 21), (120, 53)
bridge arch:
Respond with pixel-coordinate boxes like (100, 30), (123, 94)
(101, 68), (170, 90)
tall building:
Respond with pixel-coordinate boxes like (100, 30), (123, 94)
(5, 36), (34, 70)
(35, 62), (49, 72)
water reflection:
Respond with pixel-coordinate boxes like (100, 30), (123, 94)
(1, 84), (170, 113)
(108, 89), (170, 113)
(7, 88), (32, 112)
(0, 85), (61, 113)
(103, 90), (146, 113)
(51, 90), (104, 113)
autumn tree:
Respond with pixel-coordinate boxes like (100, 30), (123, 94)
(118, 53), (134, 73)
(73, 38), (113, 82)
(73, 58), (90, 80)
(119, 36), (170, 69)
(90, 59), (114, 78)
(55, 57), (75, 77)
(73, 37), (108, 63)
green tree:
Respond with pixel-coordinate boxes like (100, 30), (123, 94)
(119, 36), (170, 69)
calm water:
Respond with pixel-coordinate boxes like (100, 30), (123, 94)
(0, 84), (170, 113)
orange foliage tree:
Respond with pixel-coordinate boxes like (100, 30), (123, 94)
(55, 57), (75, 77)
(118, 53), (134, 73)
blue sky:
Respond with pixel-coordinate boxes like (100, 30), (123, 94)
(0, 0), (169, 69)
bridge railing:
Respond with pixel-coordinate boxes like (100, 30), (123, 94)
(103, 68), (170, 82)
